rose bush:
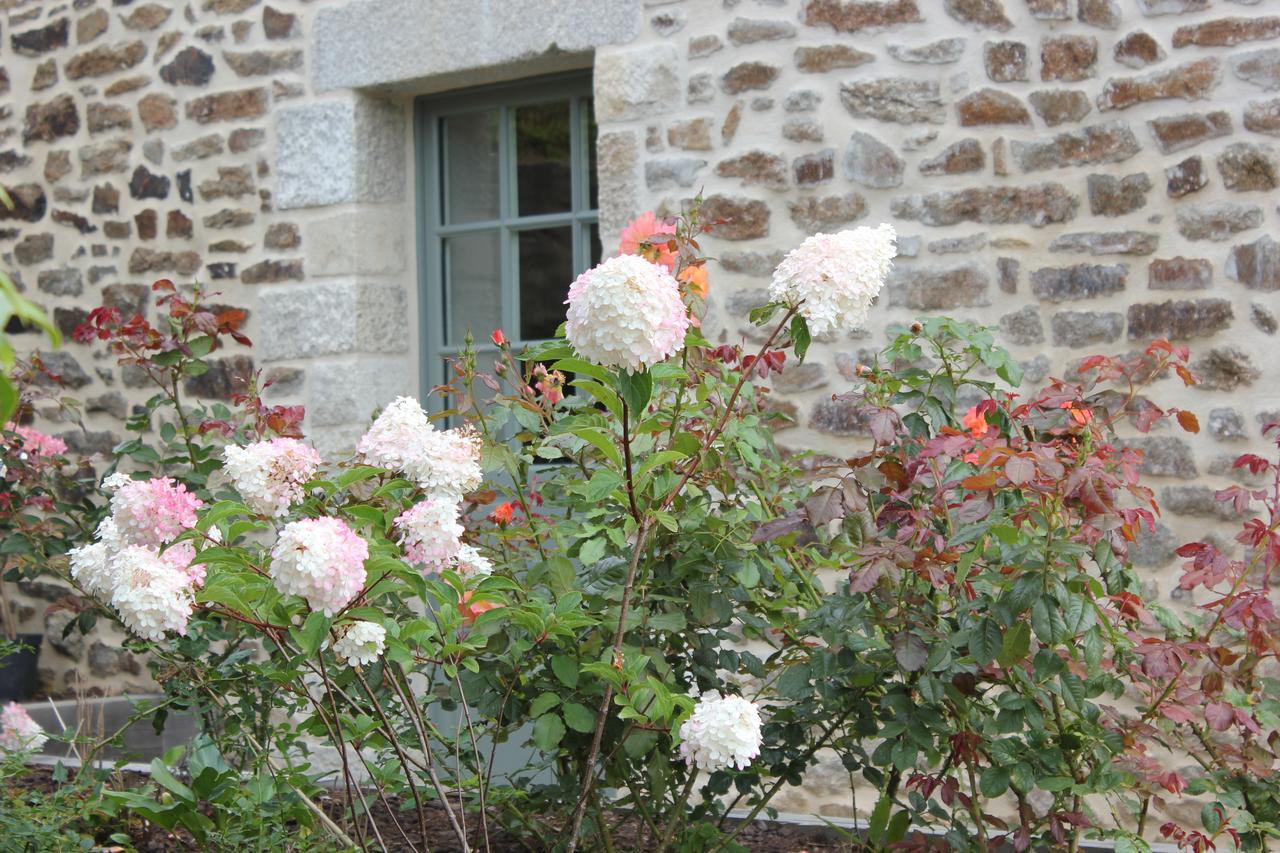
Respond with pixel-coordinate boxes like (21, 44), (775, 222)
(3, 202), (1276, 853)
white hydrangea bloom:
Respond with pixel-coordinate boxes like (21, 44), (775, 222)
(394, 499), (464, 572)
(565, 254), (690, 372)
(269, 518), (368, 616)
(357, 397), (482, 499)
(0, 702), (47, 753)
(769, 224), (896, 338)
(333, 620), (387, 666)
(223, 438), (322, 517)
(678, 691), (763, 773)
(68, 517), (124, 598)
(109, 546), (195, 642)
(452, 544), (493, 578)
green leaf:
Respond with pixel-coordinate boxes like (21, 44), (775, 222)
(149, 759), (195, 802)
(616, 368), (652, 415)
(748, 302), (781, 326)
(532, 714), (566, 751)
(578, 537), (607, 565)
(971, 620), (1002, 666)
(295, 611), (330, 656)
(562, 703), (595, 733)
(790, 314), (811, 361)
(999, 621), (1031, 667)
(0, 377), (15, 425)
(979, 765), (1011, 798)
(868, 794), (891, 843)
(647, 611), (686, 632)
(570, 427), (624, 469)
(550, 655), (579, 688)
(530, 692), (560, 716)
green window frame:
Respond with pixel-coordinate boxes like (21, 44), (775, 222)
(413, 73), (599, 405)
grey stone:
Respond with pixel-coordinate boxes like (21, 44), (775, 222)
(891, 183), (1078, 227)
(37, 268), (83, 297)
(645, 158), (705, 190)
(727, 17), (795, 44)
(302, 206), (408, 278)
(307, 358), (415, 427)
(839, 78), (946, 124)
(783, 90), (822, 113)
(1028, 90), (1092, 126)
(1120, 437), (1197, 479)
(1050, 310), (1124, 346)
(1161, 486), (1245, 521)
(34, 352), (91, 390)
(1225, 235), (1280, 291)
(718, 251), (786, 277)
(1011, 121), (1140, 172)
(1165, 156), (1207, 198)
(1208, 408), (1247, 441)
(787, 193), (868, 232)
(725, 288), (771, 317)
(14, 234), (54, 265)
(720, 61), (780, 94)
(945, 0), (1012, 30)
(313, 0), (640, 92)
(715, 150), (789, 191)
(1216, 142), (1280, 192)
(794, 44), (876, 73)
(89, 642), (140, 678)
(1251, 302), (1277, 334)
(1021, 354), (1051, 383)
(1244, 97), (1280, 136)
(928, 233), (987, 254)
(649, 8), (685, 37)
(596, 43), (680, 120)
(44, 611), (84, 660)
(886, 264), (990, 309)
(596, 130), (638, 244)
(87, 392), (128, 419)
(771, 362), (827, 393)
(999, 306), (1044, 345)
(985, 40), (1028, 82)
(1130, 522), (1177, 567)
(1049, 232), (1158, 256)
(783, 118), (823, 142)
(887, 38), (966, 64)
(259, 281), (409, 361)
(1232, 47), (1280, 91)
(809, 398), (868, 436)
(1031, 264), (1126, 302)
(688, 34), (723, 58)
(687, 73), (714, 104)
(918, 138), (984, 175)
(1087, 172), (1152, 216)
(1137, 0), (1209, 14)
(276, 96), (405, 209)
(843, 132), (904, 188)
(1190, 346), (1260, 390)
(1176, 203), (1263, 241)
(997, 257), (1019, 293)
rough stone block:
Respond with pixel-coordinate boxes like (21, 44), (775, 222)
(303, 206), (407, 277)
(595, 43), (680, 120)
(275, 96), (406, 209)
(258, 281), (409, 361)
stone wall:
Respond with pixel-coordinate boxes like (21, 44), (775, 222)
(2, 0), (1278, 820)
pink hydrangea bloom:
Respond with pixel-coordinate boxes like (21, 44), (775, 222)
(0, 702), (47, 753)
(270, 517), (368, 616)
(105, 474), (203, 549)
(395, 499), (464, 572)
(618, 211), (677, 272)
(223, 438), (323, 517)
(110, 546), (195, 642)
(565, 254), (690, 372)
(357, 397), (482, 499)
(12, 426), (67, 457)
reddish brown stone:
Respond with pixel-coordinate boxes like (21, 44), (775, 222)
(786, 193), (867, 232)
(720, 62), (779, 94)
(92, 183), (119, 215)
(122, 4), (172, 31)
(1027, 0), (1069, 19)
(1244, 98), (1280, 136)
(224, 49), (303, 77)
(944, 0), (1011, 31)
(228, 128), (266, 152)
(715, 150), (789, 191)
(801, 0), (922, 32)
(957, 89), (1031, 126)
(1149, 257), (1211, 290)
(1127, 299), (1232, 341)
(240, 259), (304, 284)
(1078, 0), (1121, 29)
(1173, 17), (1280, 48)
(44, 151), (71, 183)
(1097, 58), (1221, 111)
(1147, 110), (1231, 153)
(1041, 35), (1097, 82)
(87, 102), (131, 134)
(76, 9), (109, 45)
(66, 40), (147, 79)
(918, 138), (985, 175)
(186, 88), (269, 124)
(1087, 172), (1152, 215)
(160, 46), (216, 86)
(1114, 31), (1165, 69)
(138, 93), (177, 132)
(135, 209), (158, 240)
(984, 41), (1027, 82)
(700, 195), (771, 240)
(263, 5), (298, 39)
(794, 44), (875, 73)
(52, 209), (96, 234)
(166, 210), (193, 239)
(793, 149), (835, 186)
(264, 222), (300, 250)
(1233, 48), (1280, 90)
(1217, 142), (1280, 192)
(1165, 156), (1207, 197)
(667, 117), (714, 151)
(104, 76), (150, 97)
(0, 184), (47, 223)
(891, 183), (1078, 227)
(1028, 90), (1092, 126)
(32, 59), (58, 91)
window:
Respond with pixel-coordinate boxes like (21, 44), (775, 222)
(414, 75), (600, 402)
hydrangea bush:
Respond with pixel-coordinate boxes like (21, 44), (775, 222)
(8, 204), (1278, 853)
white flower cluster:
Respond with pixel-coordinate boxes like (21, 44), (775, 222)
(109, 546), (195, 641)
(333, 620), (387, 666)
(269, 517), (368, 616)
(394, 498), (463, 572)
(68, 476), (204, 642)
(565, 254), (690, 372)
(769, 224), (897, 337)
(223, 438), (322, 517)
(0, 702), (48, 753)
(357, 397), (482, 500)
(453, 544), (494, 578)
(678, 691), (763, 773)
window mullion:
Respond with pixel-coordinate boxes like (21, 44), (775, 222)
(500, 104), (520, 341)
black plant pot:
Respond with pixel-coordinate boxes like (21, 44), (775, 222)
(0, 633), (43, 702)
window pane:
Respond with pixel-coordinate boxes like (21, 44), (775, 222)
(518, 226), (573, 341)
(445, 230), (502, 345)
(443, 111), (500, 224)
(586, 99), (598, 210)
(516, 101), (572, 217)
